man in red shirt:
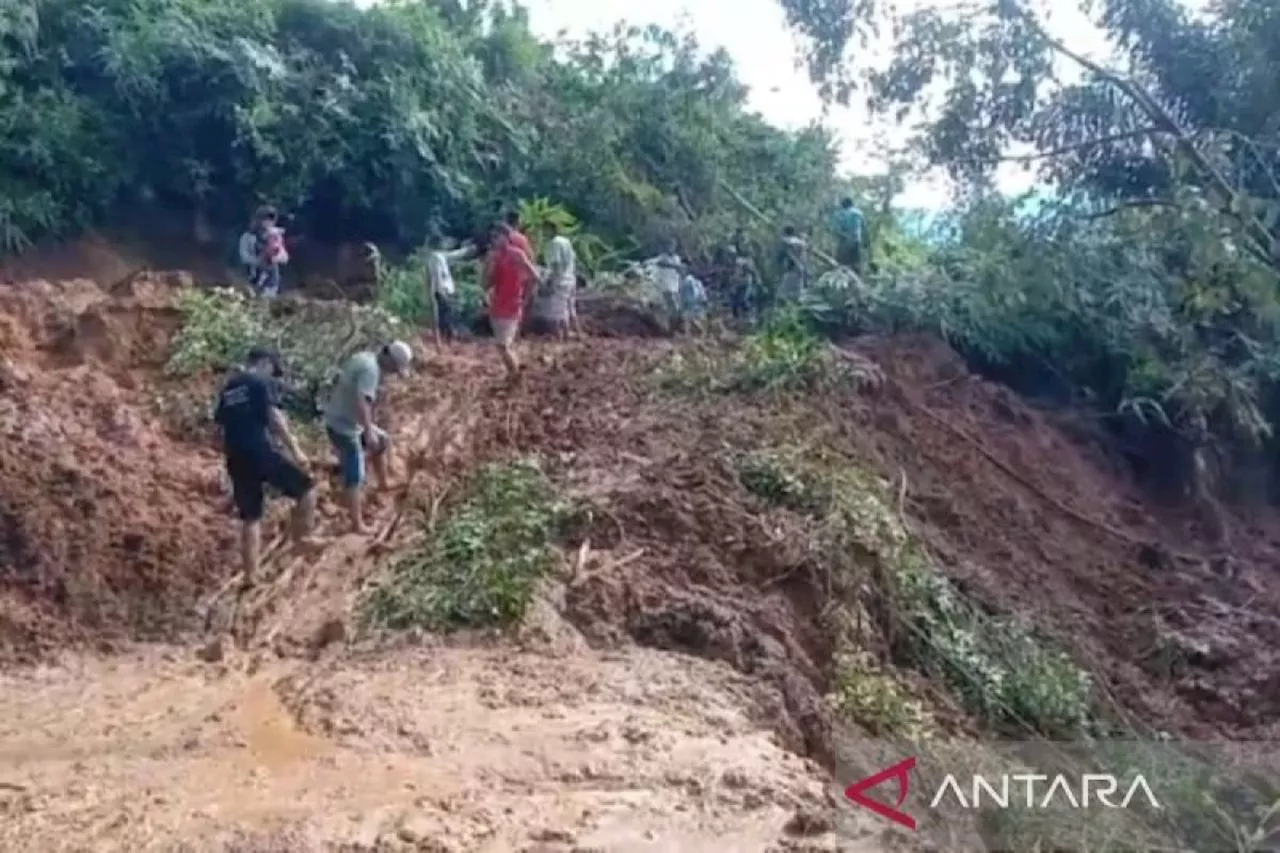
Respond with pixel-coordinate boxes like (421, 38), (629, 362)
(486, 224), (540, 378)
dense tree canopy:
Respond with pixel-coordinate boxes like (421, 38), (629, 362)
(0, 0), (847, 257)
(774, 0), (1280, 501)
(9, 0), (1280, 501)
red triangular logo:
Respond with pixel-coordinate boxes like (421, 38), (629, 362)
(843, 756), (917, 830)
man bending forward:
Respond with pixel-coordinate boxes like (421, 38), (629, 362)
(324, 341), (413, 534)
(214, 346), (318, 585)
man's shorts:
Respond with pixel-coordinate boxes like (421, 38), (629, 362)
(491, 314), (520, 346)
(327, 426), (387, 488)
(226, 449), (313, 522)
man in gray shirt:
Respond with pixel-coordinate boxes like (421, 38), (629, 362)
(324, 340), (413, 534)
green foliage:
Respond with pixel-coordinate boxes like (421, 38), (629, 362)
(362, 459), (572, 632)
(166, 285), (407, 411)
(737, 449), (1093, 736)
(166, 288), (269, 377)
(832, 652), (934, 739)
(798, 194), (1280, 489)
(773, 0), (1280, 493)
(374, 246), (434, 327)
(658, 309), (844, 393)
(0, 0), (844, 268)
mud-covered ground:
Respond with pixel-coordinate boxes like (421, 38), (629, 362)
(1, 253), (1278, 850)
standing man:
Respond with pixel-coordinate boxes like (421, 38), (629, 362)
(427, 234), (474, 345)
(323, 340), (413, 535)
(541, 221), (580, 340)
(728, 229), (760, 321)
(776, 225), (809, 303)
(213, 346), (318, 585)
(644, 238), (686, 325)
(485, 224), (542, 379)
(832, 197), (868, 274)
(679, 272), (709, 335)
(237, 213), (263, 290)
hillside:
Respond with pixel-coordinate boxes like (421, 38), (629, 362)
(1, 240), (1277, 851)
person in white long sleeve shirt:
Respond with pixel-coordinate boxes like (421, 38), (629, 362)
(427, 236), (474, 345)
(644, 238), (685, 321)
(540, 221), (581, 340)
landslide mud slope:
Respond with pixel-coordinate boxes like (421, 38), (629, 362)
(0, 270), (1277, 850)
(0, 272), (230, 659)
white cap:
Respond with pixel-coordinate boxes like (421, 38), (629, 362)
(385, 340), (413, 372)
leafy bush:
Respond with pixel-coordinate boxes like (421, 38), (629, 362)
(362, 459), (572, 632)
(658, 309), (844, 393)
(737, 449), (1094, 737)
(166, 285), (408, 415)
(832, 652), (934, 739)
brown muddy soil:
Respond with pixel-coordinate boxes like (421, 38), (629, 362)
(839, 335), (1280, 737)
(0, 267), (1277, 849)
(0, 273), (229, 660)
(454, 331), (1280, 741)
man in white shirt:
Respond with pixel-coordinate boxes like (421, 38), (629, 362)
(777, 225), (809, 303)
(541, 222), (581, 340)
(645, 238), (685, 323)
(426, 235), (474, 345)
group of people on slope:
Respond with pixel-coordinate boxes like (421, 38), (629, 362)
(212, 198), (868, 584)
(213, 210), (580, 584)
(636, 238), (709, 332)
(214, 340), (414, 585)
(660, 196), (869, 325)
(427, 211), (582, 377)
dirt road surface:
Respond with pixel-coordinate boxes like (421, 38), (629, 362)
(0, 639), (875, 852)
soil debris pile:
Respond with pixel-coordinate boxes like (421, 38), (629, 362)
(842, 335), (1280, 737)
(0, 275), (228, 660)
(1, 269), (1278, 849)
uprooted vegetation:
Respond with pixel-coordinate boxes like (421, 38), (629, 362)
(361, 458), (575, 632)
(734, 447), (1093, 738)
(731, 447), (1280, 851)
(166, 286), (408, 402)
(656, 310), (883, 395)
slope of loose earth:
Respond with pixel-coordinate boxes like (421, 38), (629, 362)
(0, 267), (1276, 850)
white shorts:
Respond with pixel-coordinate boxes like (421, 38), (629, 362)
(545, 284), (575, 325)
(492, 316), (520, 346)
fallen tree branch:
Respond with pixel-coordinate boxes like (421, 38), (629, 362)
(1006, 1), (1278, 272)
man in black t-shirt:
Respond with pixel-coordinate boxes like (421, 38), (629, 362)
(213, 346), (318, 585)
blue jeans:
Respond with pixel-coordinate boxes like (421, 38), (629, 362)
(327, 427), (365, 488)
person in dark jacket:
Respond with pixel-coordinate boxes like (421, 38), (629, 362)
(213, 346), (318, 584)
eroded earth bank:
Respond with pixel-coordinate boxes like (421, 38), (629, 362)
(2, 253), (1278, 852)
